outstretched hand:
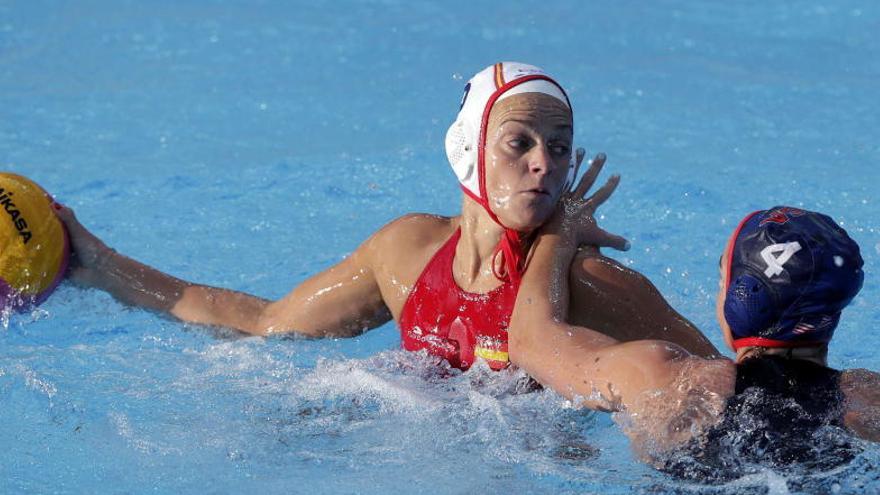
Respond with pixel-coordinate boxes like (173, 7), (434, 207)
(544, 149), (629, 251)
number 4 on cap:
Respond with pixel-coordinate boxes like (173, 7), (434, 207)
(760, 242), (802, 278)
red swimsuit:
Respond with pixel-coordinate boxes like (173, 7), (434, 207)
(399, 228), (520, 371)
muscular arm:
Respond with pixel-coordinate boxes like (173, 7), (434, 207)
(509, 232), (734, 453)
(511, 234), (729, 408)
(59, 207), (391, 337)
(507, 157), (730, 413)
(568, 248), (719, 358)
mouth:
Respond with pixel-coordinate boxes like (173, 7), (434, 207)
(521, 187), (551, 197)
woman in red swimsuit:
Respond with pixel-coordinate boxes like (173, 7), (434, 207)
(58, 62), (718, 379)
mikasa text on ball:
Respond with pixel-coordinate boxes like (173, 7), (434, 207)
(0, 173), (69, 310)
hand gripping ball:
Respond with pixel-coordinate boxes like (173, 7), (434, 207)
(0, 173), (69, 310)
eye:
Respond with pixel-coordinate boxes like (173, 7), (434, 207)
(506, 137), (530, 150)
(549, 142), (571, 157)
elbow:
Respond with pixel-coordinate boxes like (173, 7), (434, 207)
(252, 309), (341, 339)
(251, 305), (295, 337)
(252, 312), (302, 337)
(242, 313), (273, 337)
(635, 340), (690, 363)
(603, 340), (692, 388)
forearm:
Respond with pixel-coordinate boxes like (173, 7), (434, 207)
(77, 246), (269, 334)
(510, 234), (725, 412)
(511, 244), (733, 456)
(510, 233), (637, 408)
(506, 163), (733, 454)
(59, 206), (391, 337)
(512, 233), (583, 333)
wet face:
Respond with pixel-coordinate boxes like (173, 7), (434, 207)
(483, 93), (573, 232)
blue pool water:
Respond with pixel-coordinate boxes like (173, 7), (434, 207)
(2, 1), (879, 493)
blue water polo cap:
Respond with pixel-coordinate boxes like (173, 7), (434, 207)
(723, 206), (864, 350)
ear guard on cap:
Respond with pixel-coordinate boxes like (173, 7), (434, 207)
(445, 118), (480, 194)
(724, 273), (777, 339)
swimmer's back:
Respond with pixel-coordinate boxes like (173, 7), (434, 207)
(735, 356), (843, 419)
(663, 356), (859, 481)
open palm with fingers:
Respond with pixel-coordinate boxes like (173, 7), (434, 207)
(543, 149), (629, 252)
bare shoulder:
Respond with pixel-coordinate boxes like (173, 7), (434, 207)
(377, 213), (455, 238)
(358, 213), (458, 317)
(565, 247), (719, 357)
(841, 367), (880, 381)
(363, 213), (457, 283)
(367, 213), (456, 253)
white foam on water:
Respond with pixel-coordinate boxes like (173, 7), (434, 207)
(109, 410), (183, 456)
(294, 356), (446, 415)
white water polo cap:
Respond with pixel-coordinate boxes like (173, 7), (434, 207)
(444, 62), (574, 284)
(445, 62), (574, 203)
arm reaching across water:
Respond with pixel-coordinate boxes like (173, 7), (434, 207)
(511, 225), (734, 451)
(57, 206), (391, 337)
(508, 159), (734, 452)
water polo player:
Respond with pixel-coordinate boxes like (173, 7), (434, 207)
(673, 206), (878, 475)
(512, 201), (878, 471)
(55, 62), (718, 375)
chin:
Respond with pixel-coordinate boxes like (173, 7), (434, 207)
(499, 208), (554, 233)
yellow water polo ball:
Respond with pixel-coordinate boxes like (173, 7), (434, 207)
(0, 173), (69, 310)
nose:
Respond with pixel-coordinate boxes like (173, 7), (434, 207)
(527, 144), (554, 177)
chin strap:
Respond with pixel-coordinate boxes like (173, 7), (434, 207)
(491, 227), (526, 285)
(462, 186), (528, 285)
